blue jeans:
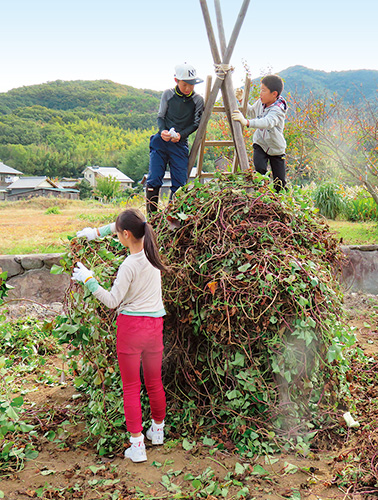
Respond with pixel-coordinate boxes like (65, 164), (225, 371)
(146, 133), (189, 193)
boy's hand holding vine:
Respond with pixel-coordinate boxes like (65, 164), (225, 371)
(235, 88), (244, 102)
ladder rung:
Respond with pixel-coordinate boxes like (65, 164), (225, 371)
(204, 140), (235, 147)
(212, 106), (226, 112)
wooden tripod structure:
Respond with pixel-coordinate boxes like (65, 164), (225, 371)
(188, 0), (251, 176)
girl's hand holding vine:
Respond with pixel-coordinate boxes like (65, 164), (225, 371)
(72, 262), (94, 284)
(76, 227), (99, 241)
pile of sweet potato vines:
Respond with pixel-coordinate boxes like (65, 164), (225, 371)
(55, 172), (354, 460)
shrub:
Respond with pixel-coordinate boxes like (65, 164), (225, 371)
(44, 206), (60, 215)
(312, 182), (346, 219)
(343, 192), (378, 222)
(94, 176), (122, 200)
(76, 179), (93, 200)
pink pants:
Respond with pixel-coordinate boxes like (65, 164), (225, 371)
(116, 314), (166, 434)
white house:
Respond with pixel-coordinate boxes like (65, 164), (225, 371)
(83, 166), (133, 190)
(0, 162), (23, 186)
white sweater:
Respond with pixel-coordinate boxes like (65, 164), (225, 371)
(91, 250), (165, 316)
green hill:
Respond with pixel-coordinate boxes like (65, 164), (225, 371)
(0, 79), (161, 115)
(0, 80), (162, 180)
(277, 65), (378, 103)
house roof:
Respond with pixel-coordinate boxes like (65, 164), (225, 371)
(58, 178), (83, 188)
(83, 166), (133, 183)
(0, 162), (23, 175)
(7, 176), (59, 190)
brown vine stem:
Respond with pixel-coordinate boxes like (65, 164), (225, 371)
(2, 298), (58, 312)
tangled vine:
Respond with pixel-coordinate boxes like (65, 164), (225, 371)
(55, 172), (353, 455)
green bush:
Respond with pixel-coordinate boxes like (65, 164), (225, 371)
(343, 193), (378, 222)
(44, 206), (61, 215)
(312, 182), (346, 219)
(94, 176), (122, 200)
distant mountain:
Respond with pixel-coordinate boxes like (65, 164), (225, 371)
(0, 79), (161, 116)
(276, 65), (378, 103)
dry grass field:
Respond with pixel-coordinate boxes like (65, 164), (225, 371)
(1, 196), (376, 256)
(0, 196), (145, 255)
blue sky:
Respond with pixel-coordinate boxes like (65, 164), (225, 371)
(1, 0), (377, 95)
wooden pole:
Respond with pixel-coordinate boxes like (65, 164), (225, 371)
(214, 0), (227, 56)
(188, 0), (250, 173)
(196, 75), (212, 178)
(207, 0), (237, 158)
(213, 0), (249, 170)
(232, 73), (251, 172)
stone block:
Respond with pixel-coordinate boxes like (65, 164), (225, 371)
(7, 268), (70, 303)
(43, 253), (65, 269)
(19, 255), (44, 270)
(341, 246), (378, 295)
(0, 256), (23, 278)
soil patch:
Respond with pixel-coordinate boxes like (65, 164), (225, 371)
(0, 292), (377, 499)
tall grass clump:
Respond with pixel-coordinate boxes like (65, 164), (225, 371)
(312, 182), (346, 220)
(343, 189), (378, 222)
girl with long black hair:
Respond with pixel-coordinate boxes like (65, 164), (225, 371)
(73, 208), (167, 463)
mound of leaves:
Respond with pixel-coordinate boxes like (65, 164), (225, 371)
(53, 172), (354, 455)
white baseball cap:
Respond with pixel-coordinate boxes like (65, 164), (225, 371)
(174, 63), (203, 85)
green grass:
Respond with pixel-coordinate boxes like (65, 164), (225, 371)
(327, 220), (378, 245)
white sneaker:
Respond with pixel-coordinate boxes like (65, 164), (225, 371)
(124, 436), (147, 463)
(146, 419), (164, 445)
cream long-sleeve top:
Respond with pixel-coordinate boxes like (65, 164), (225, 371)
(86, 250), (165, 317)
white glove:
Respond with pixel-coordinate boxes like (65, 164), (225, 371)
(76, 227), (98, 241)
(235, 88), (244, 102)
(72, 262), (94, 284)
(169, 127), (179, 139)
(343, 412), (360, 428)
(232, 110), (248, 127)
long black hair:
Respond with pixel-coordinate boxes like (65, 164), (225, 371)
(115, 208), (167, 272)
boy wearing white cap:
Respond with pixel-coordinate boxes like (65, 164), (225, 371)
(145, 63), (204, 214)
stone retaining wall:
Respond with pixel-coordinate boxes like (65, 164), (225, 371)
(0, 253), (70, 303)
(340, 245), (378, 295)
(1, 245), (378, 305)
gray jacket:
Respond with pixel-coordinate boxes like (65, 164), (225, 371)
(246, 96), (287, 156)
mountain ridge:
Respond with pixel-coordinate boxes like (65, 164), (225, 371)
(276, 65), (378, 102)
(1, 65), (377, 114)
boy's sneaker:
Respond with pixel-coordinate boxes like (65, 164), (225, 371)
(124, 436), (147, 463)
(146, 419), (164, 445)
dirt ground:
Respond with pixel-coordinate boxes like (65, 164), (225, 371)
(1, 291), (378, 500)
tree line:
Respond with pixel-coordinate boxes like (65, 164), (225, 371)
(0, 78), (377, 205)
(0, 80), (161, 182)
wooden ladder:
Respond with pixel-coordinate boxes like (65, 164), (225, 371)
(195, 73), (251, 179)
